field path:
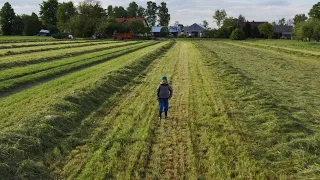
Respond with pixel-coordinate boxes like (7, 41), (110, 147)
(146, 42), (197, 179)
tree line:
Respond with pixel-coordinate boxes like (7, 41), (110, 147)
(0, 0), (170, 37)
(202, 1), (320, 41)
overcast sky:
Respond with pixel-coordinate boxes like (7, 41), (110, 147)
(1, 0), (318, 28)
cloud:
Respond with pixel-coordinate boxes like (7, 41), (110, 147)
(3, 0), (317, 28)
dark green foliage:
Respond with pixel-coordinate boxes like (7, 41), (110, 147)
(0, 2), (15, 35)
(146, 1), (158, 26)
(159, 26), (169, 37)
(230, 28), (245, 40)
(242, 22), (251, 38)
(251, 26), (261, 38)
(293, 14), (308, 25)
(21, 13), (42, 36)
(40, 0), (59, 32)
(309, 2), (320, 19)
(127, 1), (139, 18)
(113, 6), (127, 18)
(57, 1), (76, 32)
(13, 15), (24, 35)
(213, 9), (227, 28)
(258, 22), (274, 39)
(67, 1), (106, 37)
(158, 2), (170, 26)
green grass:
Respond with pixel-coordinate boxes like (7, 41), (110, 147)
(0, 36), (58, 43)
(191, 40), (320, 179)
(0, 41), (135, 68)
(0, 40), (89, 49)
(0, 39), (319, 179)
(0, 41), (171, 179)
(0, 41), (116, 56)
(0, 42), (154, 93)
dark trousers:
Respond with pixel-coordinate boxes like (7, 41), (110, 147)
(158, 98), (169, 113)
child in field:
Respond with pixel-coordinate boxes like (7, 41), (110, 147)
(156, 76), (173, 120)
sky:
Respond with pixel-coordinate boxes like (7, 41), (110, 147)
(1, 0), (318, 28)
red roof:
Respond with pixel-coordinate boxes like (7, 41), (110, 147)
(115, 18), (146, 23)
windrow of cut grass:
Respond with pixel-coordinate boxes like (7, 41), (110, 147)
(0, 41), (117, 56)
(0, 36), (54, 43)
(0, 41), (173, 180)
(0, 41), (156, 94)
(0, 41), (137, 69)
(49, 42), (196, 180)
(249, 39), (320, 50)
(230, 41), (320, 57)
(0, 40), (89, 49)
(192, 41), (320, 179)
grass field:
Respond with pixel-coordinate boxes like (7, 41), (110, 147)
(0, 38), (319, 179)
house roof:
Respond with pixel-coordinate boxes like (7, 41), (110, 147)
(183, 23), (206, 32)
(152, 26), (181, 33)
(115, 17), (146, 23)
(115, 17), (148, 27)
(238, 21), (266, 28)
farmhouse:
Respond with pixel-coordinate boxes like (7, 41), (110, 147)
(274, 25), (293, 39)
(151, 26), (181, 37)
(183, 23), (206, 37)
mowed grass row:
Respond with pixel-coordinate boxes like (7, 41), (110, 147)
(0, 41), (172, 180)
(0, 36), (54, 43)
(0, 42), (155, 94)
(0, 41), (135, 68)
(249, 39), (320, 50)
(192, 41), (320, 179)
(230, 40), (320, 57)
(0, 40), (89, 49)
(0, 41), (117, 56)
(48, 42), (196, 180)
(0, 41), (143, 81)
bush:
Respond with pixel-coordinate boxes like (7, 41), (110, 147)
(160, 27), (169, 37)
(230, 28), (245, 40)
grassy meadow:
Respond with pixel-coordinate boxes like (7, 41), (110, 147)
(0, 37), (319, 179)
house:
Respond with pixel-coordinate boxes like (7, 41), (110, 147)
(273, 25), (293, 39)
(182, 23), (206, 37)
(151, 26), (181, 37)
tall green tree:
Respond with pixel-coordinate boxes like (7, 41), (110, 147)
(137, 6), (145, 17)
(107, 5), (114, 19)
(57, 1), (76, 31)
(67, 0), (106, 37)
(13, 15), (24, 35)
(40, 0), (59, 32)
(146, 1), (157, 26)
(127, 1), (138, 18)
(21, 13), (42, 35)
(129, 19), (146, 35)
(278, 18), (286, 26)
(242, 22), (251, 38)
(213, 9), (227, 28)
(113, 6), (127, 18)
(202, 20), (208, 28)
(158, 2), (170, 26)
(258, 22), (274, 39)
(238, 14), (246, 22)
(293, 14), (308, 25)
(0, 2), (15, 35)
(309, 2), (320, 19)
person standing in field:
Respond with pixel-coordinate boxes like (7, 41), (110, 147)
(156, 76), (173, 120)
